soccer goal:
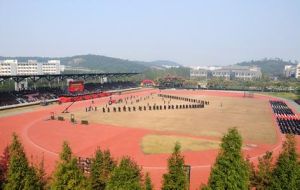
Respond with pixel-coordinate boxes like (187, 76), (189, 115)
(243, 91), (254, 98)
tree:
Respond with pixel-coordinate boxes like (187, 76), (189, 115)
(106, 156), (143, 190)
(271, 135), (300, 189)
(4, 133), (43, 190)
(161, 143), (188, 190)
(0, 146), (9, 189)
(90, 148), (116, 190)
(35, 156), (47, 189)
(144, 172), (153, 190)
(50, 141), (88, 190)
(206, 128), (250, 190)
(250, 151), (273, 190)
(23, 164), (45, 190)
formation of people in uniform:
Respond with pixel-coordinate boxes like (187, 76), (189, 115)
(85, 93), (208, 114)
(270, 100), (300, 135)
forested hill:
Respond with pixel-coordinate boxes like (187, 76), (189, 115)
(236, 58), (298, 76)
(0, 54), (181, 73)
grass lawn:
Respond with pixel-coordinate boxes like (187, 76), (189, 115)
(259, 92), (300, 100)
(141, 134), (220, 154)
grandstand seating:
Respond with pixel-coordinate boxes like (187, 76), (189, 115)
(0, 92), (19, 106)
(0, 81), (137, 107)
(84, 81), (136, 92)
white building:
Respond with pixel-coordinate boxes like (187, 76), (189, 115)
(17, 60), (40, 75)
(296, 64), (300, 79)
(284, 65), (296, 78)
(190, 69), (208, 78)
(211, 69), (231, 79)
(42, 60), (61, 74)
(0, 59), (61, 75)
(0, 60), (18, 75)
(190, 65), (261, 80)
(230, 66), (262, 80)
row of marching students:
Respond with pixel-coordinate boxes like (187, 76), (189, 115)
(101, 103), (204, 113)
(157, 94), (209, 105)
(270, 100), (300, 135)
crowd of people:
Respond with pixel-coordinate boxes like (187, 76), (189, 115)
(0, 87), (64, 107)
(270, 100), (300, 135)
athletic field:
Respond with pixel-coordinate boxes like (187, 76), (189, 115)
(1, 88), (297, 190)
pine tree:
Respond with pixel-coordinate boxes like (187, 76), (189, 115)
(161, 143), (188, 190)
(36, 157), (47, 189)
(90, 148), (116, 190)
(50, 141), (88, 190)
(106, 156), (143, 190)
(250, 151), (273, 190)
(271, 134), (300, 189)
(0, 146), (9, 189)
(4, 133), (43, 190)
(23, 165), (44, 190)
(144, 172), (153, 190)
(206, 128), (250, 190)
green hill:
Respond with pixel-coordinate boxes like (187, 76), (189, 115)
(0, 54), (181, 73)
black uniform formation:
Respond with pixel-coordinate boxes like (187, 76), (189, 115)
(276, 118), (300, 135)
(157, 94), (209, 106)
(270, 100), (300, 135)
(101, 103), (204, 113)
(270, 100), (294, 115)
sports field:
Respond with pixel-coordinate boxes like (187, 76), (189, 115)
(0, 88), (294, 190)
(61, 90), (276, 148)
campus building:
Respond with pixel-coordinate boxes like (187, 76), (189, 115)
(284, 65), (297, 78)
(190, 68), (208, 78)
(190, 65), (262, 80)
(296, 64), (300, 79)
(0, 59), (61, 75)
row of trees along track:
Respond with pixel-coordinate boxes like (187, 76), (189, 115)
(0, 129), (299, 190)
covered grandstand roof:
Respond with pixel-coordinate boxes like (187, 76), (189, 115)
(0, 72), (140, 83)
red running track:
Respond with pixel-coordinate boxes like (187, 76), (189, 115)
(0, 89), (299, 190)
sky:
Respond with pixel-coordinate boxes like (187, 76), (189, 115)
(0, 0), (299, 66)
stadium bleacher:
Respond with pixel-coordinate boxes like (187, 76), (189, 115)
(0, 81), (137, 107)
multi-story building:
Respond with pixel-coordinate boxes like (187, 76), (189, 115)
(17, 60), (40, 75)
(211, 69), (231, 79)
(0, 59), (61, 75)
(190, 68), (208, 78)
(42, 60), (61, 74)
(296, 64), (300, 79)
(284, 65), (296, 78)
(0, 60), (18, 75)
(229, 66), (262, 80)
(190, 66), (261, 80)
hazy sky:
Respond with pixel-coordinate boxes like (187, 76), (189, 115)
(0, 0), (299, 66)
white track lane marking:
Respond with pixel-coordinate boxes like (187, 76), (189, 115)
(22, 117), (59, 157)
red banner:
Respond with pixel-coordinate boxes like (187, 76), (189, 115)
(68, 81), (84, 93)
